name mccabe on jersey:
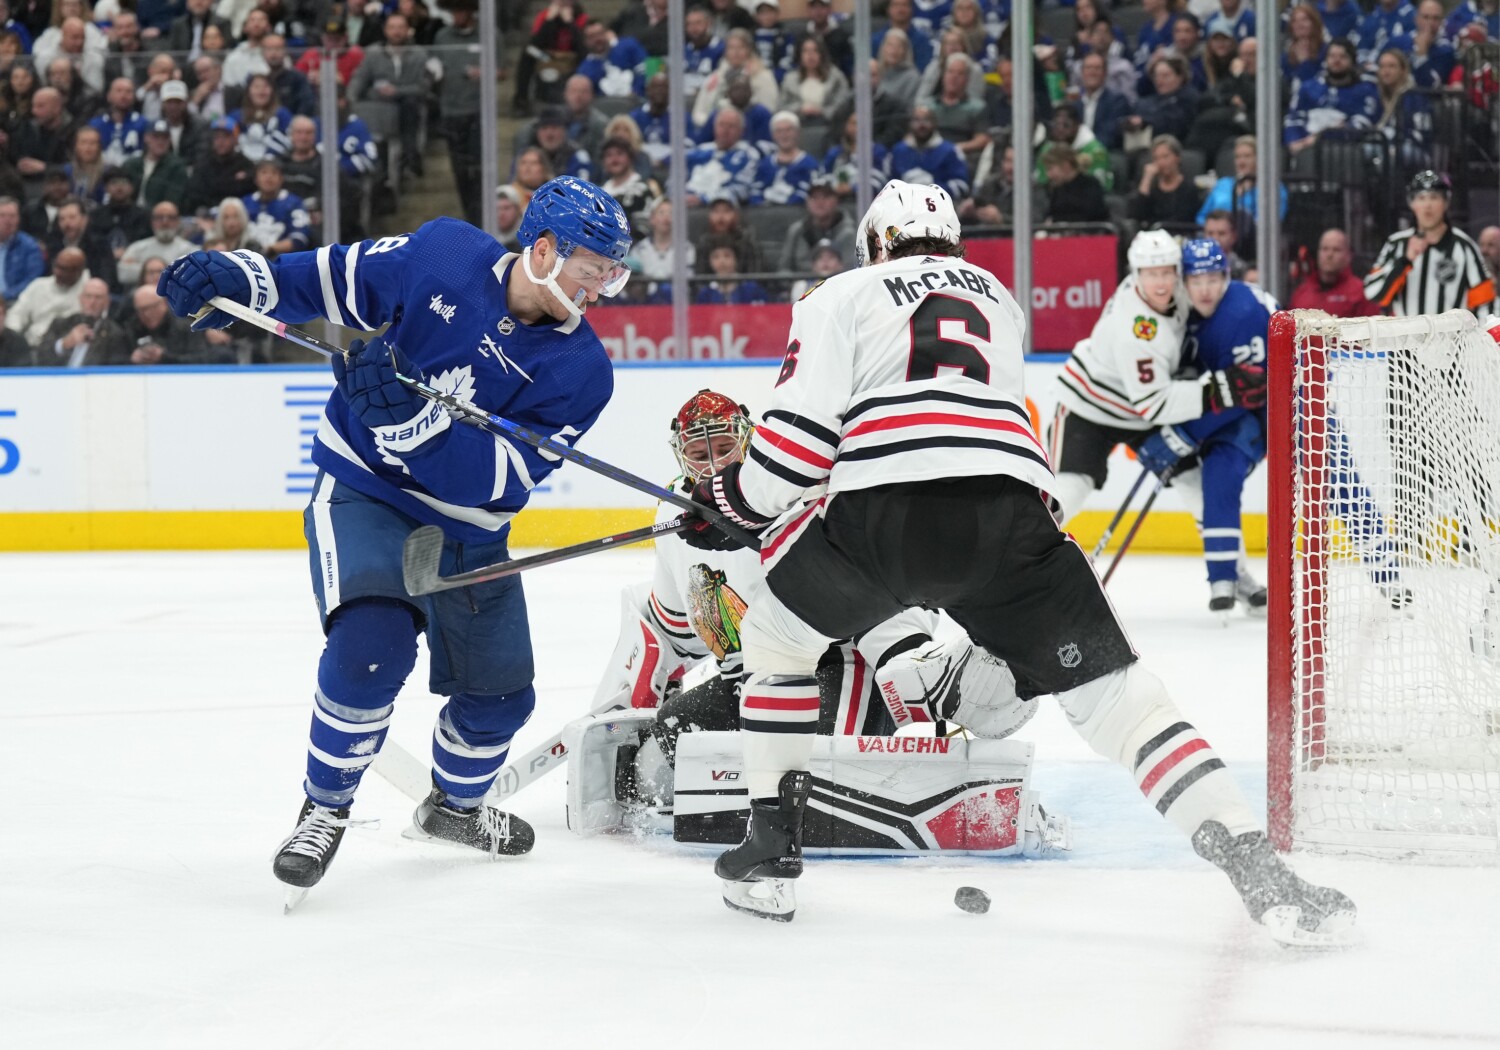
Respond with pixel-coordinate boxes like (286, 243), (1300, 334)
(883, 263), (1001, 307)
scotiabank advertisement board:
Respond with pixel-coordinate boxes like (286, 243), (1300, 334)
(592, 235), (1117, 361)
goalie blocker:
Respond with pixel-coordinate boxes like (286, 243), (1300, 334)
(563, 712), (1070, 856)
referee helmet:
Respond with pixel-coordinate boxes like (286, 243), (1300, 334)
(1406, 170), (1452, 201)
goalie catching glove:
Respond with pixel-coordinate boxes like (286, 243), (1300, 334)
(1202, 363), (1267, 413)
(683, 461), (773, 551)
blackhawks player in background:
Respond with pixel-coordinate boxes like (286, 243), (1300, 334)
(683, 179), (1356, 944)
(591, 389), (1038, 815)
(157, 176), (635, 908)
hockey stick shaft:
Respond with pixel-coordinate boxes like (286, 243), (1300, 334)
(203, 296), (762, 550)
(1101, 475), (1166, 586)
(405, 516), (691, 594)
(1091, 467), (1151, 559)
(372, 689), (632, 804)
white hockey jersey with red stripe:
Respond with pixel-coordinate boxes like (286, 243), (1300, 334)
(739, 252), (1050, 519)
(1053, 275), (1198, 430)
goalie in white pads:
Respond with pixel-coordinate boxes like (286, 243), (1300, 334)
(682, 180), (1356, 944)
(569, 389), (1060, 852)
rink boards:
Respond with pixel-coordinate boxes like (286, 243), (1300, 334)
(0, 362), (1266, 552)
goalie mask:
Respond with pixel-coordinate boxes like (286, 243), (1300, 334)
(670, 389), (753, 483)
(855, 179), (962, 266)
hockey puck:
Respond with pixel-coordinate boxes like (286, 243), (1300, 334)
(954, 886), (990, 914)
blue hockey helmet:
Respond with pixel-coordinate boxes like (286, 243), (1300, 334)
(1181, 238), (1229, 278)
(516, 176), (634, 317)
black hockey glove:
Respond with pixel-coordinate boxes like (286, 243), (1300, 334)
(683, 462), (773, 551)
(1202, 363), (1268, 413)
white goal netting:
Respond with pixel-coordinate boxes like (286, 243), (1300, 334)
(1277, 310), (1500, 860)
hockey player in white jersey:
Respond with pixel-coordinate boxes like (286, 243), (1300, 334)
(578, 389), (1038, 826)
(682, 180), (1356, 944)
(1049, 229), (1269, 608)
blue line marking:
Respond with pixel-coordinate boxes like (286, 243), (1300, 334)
(284, 385), (334, 392)
(286, 471), (318, 479)
(284, 400), (327, 407)
(0, 409), (15, 418)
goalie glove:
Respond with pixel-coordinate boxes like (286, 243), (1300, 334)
(1202, 363), (1268, 413)
(683, 462), (774, 551)
(874, 639), (1037, 740)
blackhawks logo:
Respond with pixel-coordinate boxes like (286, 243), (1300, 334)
(686, 564), (748, 660)
(1132, 315), (1158, 341)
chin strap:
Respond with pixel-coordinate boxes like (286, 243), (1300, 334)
(520, 246), (585, 320)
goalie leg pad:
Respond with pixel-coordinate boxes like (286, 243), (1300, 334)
(563, 710), (662, 834)
(1055, 663), (1259, 839)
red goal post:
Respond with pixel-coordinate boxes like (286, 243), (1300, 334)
(1267, 309), (1500, 860)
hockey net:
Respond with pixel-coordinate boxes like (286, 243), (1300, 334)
(1268, 309), (1500, 860)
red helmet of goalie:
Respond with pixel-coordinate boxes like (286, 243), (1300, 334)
(670, 388), (753, 483)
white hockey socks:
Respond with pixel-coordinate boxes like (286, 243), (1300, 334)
(1055, 664), (1259, 839)
(740, 672), (820, 799)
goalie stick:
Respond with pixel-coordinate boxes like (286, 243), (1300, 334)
(373, 688), (635, 804)
(199, 296), (762, 550)
(403, 516), (692, 595)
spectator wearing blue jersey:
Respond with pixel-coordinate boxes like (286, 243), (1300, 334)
(1357, 0), (1417, 66)
(1204, 0), (1255, 43)
(579, 17), (647, 97)
(822, 109), (889, 199)
(702, 74), (774, 152)
(751, 110), (818, 205)
(1398, 0), (1458, 88)
(1133, 0), (1175, 74)
(889, 104), (969, 200)
(1283, 3), (1328, 102)
(158, 179), (636, 889)
(684, 105), (761, 206)
(910, 0), (952, 38)
(695, 235), (768, 305)
(243, 160), (310, 256)
(751, 0), (792, 81)
(1160, 13), (1208, 93)
(231, 74), (295, 163)
(683, 4), (726, 99)
(629, 70), (672, 168)
(874, 0), (933, 72)
(1318, 0), (1361, 41)
(0, 195), (44, 300)
(0, 0), (33, 53)
(1372, 47), (1433, 166)
(1196, 136), (1288, 227)
(945, 0), (992, 61)
(89, 77), (150, 168)
(1443, 0), (1499, 46)
(1284, 38), (1380, 155)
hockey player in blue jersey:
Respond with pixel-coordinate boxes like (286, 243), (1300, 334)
(1136, 239), (1272, 617)
(156, 176), (634, 906)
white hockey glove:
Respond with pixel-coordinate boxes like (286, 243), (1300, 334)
(875, 639), (1036, 740)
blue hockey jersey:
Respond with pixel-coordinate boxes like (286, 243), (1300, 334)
(233, 106), (295, 162)
(1132, 15), (1173, 72)
(629, 104), (672, 166)
(684, 141), (762, 203)
(751, 149), (821, 205)
(685, 35), (726, 96)
(1356, 2), (1417, 65)
(1179, 280), (1277, 444)
(1318, 0), (1361, 40)
(579, 36), (648, 97)
(291, 115), (380, 176)
(1283, 75), (1380, 144)
(1443, 1), (1499, 45)
(1204, 4), (1255, 42)
(257, 218), (614, 543)
(888, 137), (970, 199)
(244, 189), (312, 251)
(89, 110), (150, 167)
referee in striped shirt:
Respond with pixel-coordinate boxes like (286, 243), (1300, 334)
(1364, 170), (1496, 316)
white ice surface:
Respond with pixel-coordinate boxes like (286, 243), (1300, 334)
(3, 551), (1498, 1050)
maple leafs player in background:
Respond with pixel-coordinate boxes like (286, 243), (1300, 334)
(683, 180), (1356, 944)
(589, 390), (1036, 818)
(155, 176), (635, 906)
(1134, 239), (1274, 617)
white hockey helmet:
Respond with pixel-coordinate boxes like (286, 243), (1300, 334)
(1127, 229), (1181, 273)
(855, 179), (963, 267)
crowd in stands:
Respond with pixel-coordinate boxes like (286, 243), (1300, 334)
(1, 0), (1497, 364)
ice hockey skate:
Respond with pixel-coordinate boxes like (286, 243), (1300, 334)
(272, 800), (353, 913)
(403, 783), (536, 858)
(715, 770), (811, 922)
(1235, 569), (1268, 614)
(1192, 820), (1357, 947)
(1208, 580), (1237, 621)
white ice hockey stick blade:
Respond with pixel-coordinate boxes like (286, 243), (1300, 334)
(371, 740), (432, 803)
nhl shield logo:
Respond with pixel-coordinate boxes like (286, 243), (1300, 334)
(497, 316), (516, 336)
(1057, 643), (1081, 668)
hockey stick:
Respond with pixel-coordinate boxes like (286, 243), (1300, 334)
(403, 515), (691, 595)
(199, 296), (762, 550)
(371, 688), (633, 804)
(1101, 473), (1168, 586)
(1091, 467), (1151, 560)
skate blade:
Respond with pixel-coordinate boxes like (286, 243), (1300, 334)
(721, 877), (797, 922)
(283, 886), (309, 915)
(399, 822), (523, 859)
(1260, 905), (1358, 948)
